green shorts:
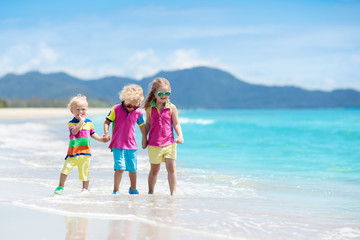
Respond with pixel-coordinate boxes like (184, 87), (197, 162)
(62, 155), (91, 181)
(148, 143), (177, 164)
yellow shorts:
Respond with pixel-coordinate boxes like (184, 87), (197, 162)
(148, 143), (177, 164)
(61, 155), (91, 181)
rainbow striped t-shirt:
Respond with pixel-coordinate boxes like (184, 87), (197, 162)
(65, 117), (95, 159)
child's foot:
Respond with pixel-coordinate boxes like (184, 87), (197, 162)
(81, 188), (89, 193)
(54, 186), (63, 195)
(129, 187), (139, 194)
(113, 191), (119, 195)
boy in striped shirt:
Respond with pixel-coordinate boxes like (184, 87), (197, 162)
(54, 94), (109, 195)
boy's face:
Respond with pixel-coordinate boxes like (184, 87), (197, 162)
(124, 100), (140, 112)
(71, 101), (88, 120)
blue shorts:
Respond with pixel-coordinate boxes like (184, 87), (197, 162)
(112, 148), (137, 172)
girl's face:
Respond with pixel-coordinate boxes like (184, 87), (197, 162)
(124, 100), (140, 112)
(154, 85), (171, 104)
(71, 101), (88, 120)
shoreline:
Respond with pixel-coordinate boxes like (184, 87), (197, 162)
(1, 108), (359, 240)
(0, 108), (109, 119)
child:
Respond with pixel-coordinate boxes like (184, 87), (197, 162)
(103, 84), (147, 194)
(144, 77), (184, 195)
(54, 94), (108, 195)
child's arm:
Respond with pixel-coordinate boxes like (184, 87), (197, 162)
(103, 119), (111, 142)
(145, 108), (151, 135)
(71, 115), (85, 135)
(91, 132), (109, 143)
(171, 105), (184, 144)
(139, 124), (147, 149)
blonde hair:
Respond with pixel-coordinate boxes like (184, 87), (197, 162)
(143, 77), (171, 109)
(119, 84), (144, 103)
(68, 94), (88, 110)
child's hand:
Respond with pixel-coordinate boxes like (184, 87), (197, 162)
(79, 114), (85, 122)
(103, 133), (111, 142)
(142, 137), (147, 149)
(176, 136), (184, 144)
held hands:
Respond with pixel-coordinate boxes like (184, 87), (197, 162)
(142, 137), (148, 149)
(176, 136), (184, 144)
(103, 133), (111, 142)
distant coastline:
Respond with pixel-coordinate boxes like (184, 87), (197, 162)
(1, 66), (360, 108)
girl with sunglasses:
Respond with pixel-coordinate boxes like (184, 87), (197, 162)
(103, 84), (147, 195)
(143, 77), (184, 195)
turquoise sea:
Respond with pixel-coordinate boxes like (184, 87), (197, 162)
(0, 108), (359, 239)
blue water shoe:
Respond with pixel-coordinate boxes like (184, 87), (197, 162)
(129, 187), (139, 194)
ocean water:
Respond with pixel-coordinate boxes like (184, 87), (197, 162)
(0, 109), (359, 239)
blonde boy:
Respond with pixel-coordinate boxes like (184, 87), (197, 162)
(103, 84), (147, 194)
(54, 94), (108, 195)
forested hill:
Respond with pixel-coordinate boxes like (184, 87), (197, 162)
(1, 66), (359, 108)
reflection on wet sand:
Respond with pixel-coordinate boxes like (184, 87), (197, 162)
(65, 216), (89, 240)
(108, 196), (177, 240)
(62, 196), (180, 239)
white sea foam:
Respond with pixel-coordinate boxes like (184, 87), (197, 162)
(0, 122), (67, 157)
(320, 227), (360, 240)
(179, 117), (215, 125)
(13, 198), (245, 240)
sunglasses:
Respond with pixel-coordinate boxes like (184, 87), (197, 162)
(125, 104), (139, 109)
(155, 91), (171, 97)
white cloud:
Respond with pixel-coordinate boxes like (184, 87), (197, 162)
(273, 26), (360, 50)
(0, 42), (58, 76)
(120, 48), (219, 79)
(71, 48), (220, 80)
(167, 49), (218, 70)
(1, 14), (359, 91)
(125, 49), (160, 79)
(38, 42), (58, 63)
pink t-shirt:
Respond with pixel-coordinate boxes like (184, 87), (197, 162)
(107, 104), (144, 150)
(148, 101), (175, 147)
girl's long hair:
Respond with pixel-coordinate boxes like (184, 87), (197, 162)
(143, 77), (171, 109)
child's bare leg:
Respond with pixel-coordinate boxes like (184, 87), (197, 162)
(82, 181), (89, 190)
(129, 171), (137, 191)
(58, 173), (68, 187)
(148, 164), (160, 194)
(165, 159), (177, 195)
(113, 170), (124, 192)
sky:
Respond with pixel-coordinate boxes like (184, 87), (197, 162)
(1, 0), (360, 91)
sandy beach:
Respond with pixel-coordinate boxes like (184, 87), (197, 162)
(0, 107), (109, 119)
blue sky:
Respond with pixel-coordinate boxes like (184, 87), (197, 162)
(1, 0), (360, 90)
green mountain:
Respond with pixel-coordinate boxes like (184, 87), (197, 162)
(1, 66), (359, 108)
